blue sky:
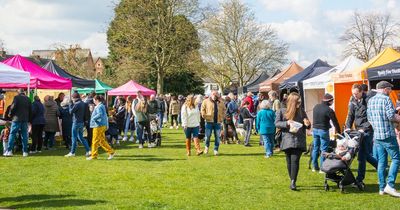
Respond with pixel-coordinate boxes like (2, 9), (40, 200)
(0, 0), (398, 67)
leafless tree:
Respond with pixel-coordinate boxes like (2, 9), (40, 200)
(200, 0), (288, 92)
(340, 12), (399, 61)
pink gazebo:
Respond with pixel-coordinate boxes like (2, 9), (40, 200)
(2, 55), (72, 89)
(108, 80), (156, 96)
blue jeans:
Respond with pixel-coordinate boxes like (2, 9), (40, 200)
(357, 131), (378, 182)
(124, 113), (135, 138)
(205, 122), (221, 151)
(375, 137), (399, 190)
(158, 112), (164, 129)
(7, 121), (29, 153)
(261, 134), (274, 156)
(70, 122), (90, 154)
(312, 128), (330, 169)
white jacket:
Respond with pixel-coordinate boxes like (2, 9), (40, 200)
(181, 104), (200, 128)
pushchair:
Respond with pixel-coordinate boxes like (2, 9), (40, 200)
(149, 114), (161, 147)
(321, 130), (363, 192)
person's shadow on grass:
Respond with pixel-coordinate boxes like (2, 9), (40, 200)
(0, 194), (106, 209)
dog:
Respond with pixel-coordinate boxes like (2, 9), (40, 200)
(235, 124), (246, 139)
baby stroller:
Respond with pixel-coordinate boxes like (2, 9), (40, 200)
(321, 130), (363, 192)
(149, 114), (162, 147)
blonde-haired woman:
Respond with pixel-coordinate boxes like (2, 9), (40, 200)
(135, 98), (155, 148)
(181, 95), (203, 156)
(275, 92), (311, 190)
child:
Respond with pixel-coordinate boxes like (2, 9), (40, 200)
(335, 139), (351, 161)
(1, 122), (10, 155)
(106, 117), (119, 146)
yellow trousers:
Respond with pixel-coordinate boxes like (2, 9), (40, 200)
(91, 126), (114, 158)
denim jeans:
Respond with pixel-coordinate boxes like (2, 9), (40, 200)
(205, 122), (221, 151)
(357, 131), (378, 182)
(312, 128), (330, 169)
(70, 122), (90, 154)
(375, 136), (399, 191)
(137, 121), (153, 145)
(123, 112), (135, 138)
(7, 121), (29, 153)
(157, 112), (164, 129)
(261, 134), (274, 156)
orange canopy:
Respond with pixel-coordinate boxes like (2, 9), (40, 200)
(259, 62), (303, 92)
(332, 48), (400, 83)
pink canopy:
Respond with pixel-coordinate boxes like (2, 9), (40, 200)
(108, 80), (156, 96)
(2, 55), (72, 89)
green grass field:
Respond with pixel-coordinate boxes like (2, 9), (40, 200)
(0, 128), (398, 209)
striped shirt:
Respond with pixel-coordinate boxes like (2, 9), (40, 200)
(367, 93), (396, 140)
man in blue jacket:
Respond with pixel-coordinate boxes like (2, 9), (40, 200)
(65, 92), (91, 157)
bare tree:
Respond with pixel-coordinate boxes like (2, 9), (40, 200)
(201, 0), (288, 93)
(340, 12), (399, 62)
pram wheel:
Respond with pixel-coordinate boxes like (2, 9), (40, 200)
(324, 183), (329, 191)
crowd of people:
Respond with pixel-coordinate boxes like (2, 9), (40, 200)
(2, 79), (400, 197)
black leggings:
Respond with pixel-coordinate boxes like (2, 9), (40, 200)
(285, 148), (303, 181)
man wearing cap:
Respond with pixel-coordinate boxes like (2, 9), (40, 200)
(345, 83), (377, 188)
(311, 93), (341, 173)
(65, 92), (91, 157)
(367, 81), (400, 197)
(3, 89), (31, 157)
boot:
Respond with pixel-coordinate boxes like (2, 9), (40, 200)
(290, 180), (297, 191)
(194, 139), (203, 156)
(185, 139), (191, 156)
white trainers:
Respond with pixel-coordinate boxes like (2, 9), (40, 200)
(214, 150), (219, 156)
(139, 144), (144, 149)
(384, 185), (400, 197)
(148, 143), (156, 148)
(4, 151), (13, 157)
(23, 152), (28, 157)
(29, 150), (37, 154)
(319, 170), (325, 174)
(122, 136), (128, 142)
(86, 156), (93, 160)
(65, 153), (75, 157)
(170, 126), (173, 129)
(107, 153), (115, 160)
(379, 190), (385, 195)
(118, 135), (122, 140)
(85, 151), (91, 157)
(129, 136), (134, 142)
(204, 147), (209, 154)
(175, 126), (179, 129)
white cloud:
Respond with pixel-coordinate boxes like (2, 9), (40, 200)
(324, 10), (354, 25)
(270, 20), (318, 42)
(258, 0), (320, 18)
(0, 0), (113, 56)
(81, 33), (109, 57)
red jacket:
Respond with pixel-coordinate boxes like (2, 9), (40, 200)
(242, 96), (254, 113)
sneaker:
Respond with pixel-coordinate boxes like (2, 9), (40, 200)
(264, 155), (271, 159)
(384, 185), (400, 197)
(23, 152), (28, 157)
(86, 157), (94, 160)
(311, 168), (316, 172)
(29, 151), (37, 154)
(85, 151), (91, 157)
(204, 146), (209, 154)
(37, 150), (42, 153)
(139, 144), (144, 149)
(319, 170), (325, 174)
(379, 190), (385, 196)
(65, 153), (75, 157)
(175, 126), (179, 129)
(107, 153), (115, 160)
(170, 126), (173, 129)
(4, 151), (13, 157)
(135, 140), (139, 144)
(214, 150), (219, 156)
(118, 135), (122, 140)
(148, 143), (156, 148)
(129, 136), (134, 142)
(122, 136), (128, 141)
